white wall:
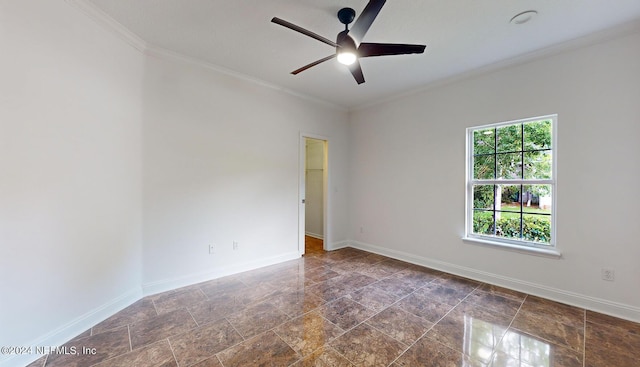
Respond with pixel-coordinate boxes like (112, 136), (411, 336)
(140, 55), (349, 292)
(305, 139), (324, 238)
(348, 29), (640, 321)
(0, 3), (349, 364)
(0, 0), (144, 363)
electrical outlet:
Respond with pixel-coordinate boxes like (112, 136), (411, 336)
(233, 241), (238, 250)
(601, 268), (615, 281)
(209, 244), (215, 254)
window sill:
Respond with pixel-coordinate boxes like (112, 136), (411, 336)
(462, 237), (562, 259)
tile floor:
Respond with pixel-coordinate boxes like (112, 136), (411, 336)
(26, 243), (640, 367)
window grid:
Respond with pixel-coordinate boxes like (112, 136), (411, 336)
(467, 115), (556, 248)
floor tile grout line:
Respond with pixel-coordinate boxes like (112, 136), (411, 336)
(333, 349), (359, 367)
(507, 299), (588, 354)
(214, 354), (226, 367)
(132, 309), (215, 355)
(509, 322), (581, 356)
(386, 282), (483, 367)
(151, 299), (159, 316)
(316, 313), (348, 339)
(166, 337), (180, 367)
(197, 287), (208, 302)
(285, 344), (350, 367)
(270, 328), (304, 363)
(318, 268), (418, 305)
(362, 320), (413, 350)
(402, 336), (477, 367)
(321, 273), (450, 344)
(223, 316), (246, 343)
(185, 308), (199, 328)
(317, 339), (360, 367)
(83, 336), (155, 367)
(461, 287), (526, 321)
(216, 328), (289, 366)
(488, 293), (529, 365)
(331, 281), (443, 366)
(348, 281), (424, 321)
(127, 325), (133, 352)
(261, 304), (338, 345)
(583, 309), (587, 367)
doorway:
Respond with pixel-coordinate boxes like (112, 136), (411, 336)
(299, 134), (328, 255)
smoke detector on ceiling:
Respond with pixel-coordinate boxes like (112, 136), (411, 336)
(510, 10), (538, 25)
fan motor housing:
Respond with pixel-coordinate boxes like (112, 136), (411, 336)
(337, 30), (356, 49)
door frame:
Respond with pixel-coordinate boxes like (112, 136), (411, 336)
(299, 132), (329, 256)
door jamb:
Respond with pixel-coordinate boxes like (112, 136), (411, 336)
(299, 132), (329, 256)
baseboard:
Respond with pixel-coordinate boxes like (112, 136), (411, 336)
(349, 240), (640, 323)
(0, 287), (142, 367)
(326, 240), (350, 251)
(305, 232), (324, 240)
(142, 251), (301, 296)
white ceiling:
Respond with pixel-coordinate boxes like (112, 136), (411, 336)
(82, 0), (640, 109)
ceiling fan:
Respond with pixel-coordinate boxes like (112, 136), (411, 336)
(271, 0), (426, 84)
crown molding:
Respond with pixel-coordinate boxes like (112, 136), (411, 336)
(64, 0), (347, 113)
(353, 18), (640, 112)
(65, 0), (148, 52)
(144, 44), (348, 112)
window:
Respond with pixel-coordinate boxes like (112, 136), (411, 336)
(465, 115), (556, 252)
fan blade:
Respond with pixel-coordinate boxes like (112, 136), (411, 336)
(271, 17), (339, 48)
(292, 54), (336, 75)
(348, 60), (365, 84)
(348, 0), (386, 45)
(358, 43), (426, 57)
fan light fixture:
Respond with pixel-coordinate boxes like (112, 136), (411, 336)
(337, 51), (357, 65)
(271, 0), (426, 84)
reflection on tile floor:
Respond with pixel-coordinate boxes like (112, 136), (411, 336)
(26, 245), (640, 367)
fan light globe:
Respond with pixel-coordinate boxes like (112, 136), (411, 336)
(337, 52), (357, 65)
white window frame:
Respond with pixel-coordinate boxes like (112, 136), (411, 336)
(464, 115), (559, 257)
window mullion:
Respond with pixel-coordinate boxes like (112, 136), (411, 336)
(520, 124), (524, 240)
(493, 128), (497, 236)
(470, 179), (553, 185)
(520, 184), (524, 240)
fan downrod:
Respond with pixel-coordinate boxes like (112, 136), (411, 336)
(337, 7), (356, 26)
